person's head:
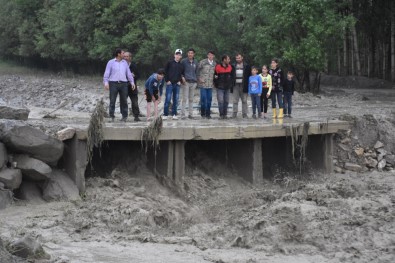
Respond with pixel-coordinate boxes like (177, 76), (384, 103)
(251, 66), (259, 75)
(262, 65), (269, 74)
(271, 58), (279, 69)
(187, 48), (195, 60)
(123, 51), (132, 63)
(287, 71), (294, 80)
(207, 50), (215, 61)
(114, 48), (123, 59)
(235, 53), (244, 64)
(221, 54), (231, 65)
(156, 68), (165, 81)
(174, 49), (182, 61)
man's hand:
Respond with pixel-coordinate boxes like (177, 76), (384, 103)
(131, 84), (136, 90)
(266, 93), (270, 98)
(104, 84), (109, 90)
(167, 81), (171, 85)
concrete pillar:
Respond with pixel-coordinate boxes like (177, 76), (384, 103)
(62, 136), (87, 194)
(150, 140), (185, 186)
(228, 139), (263, 184)
(323, 134), (334, 173)
(252, 139), (264, 184)
(173, 141), (185, 186)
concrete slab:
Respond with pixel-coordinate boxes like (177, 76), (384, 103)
(76, 119), (350, 141)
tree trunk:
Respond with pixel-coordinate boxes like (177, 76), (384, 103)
(391, 3), (395, 81)
(312, 71), (321, 94)
(383, 42), (387, 80)
(343, 30), (348, 76)
(351, 33), (355, 75)
(337, 47), (341, 76)
(370, 35), (375, 78)
(352, 24), (362, 76)
(304, 70), (311, 92)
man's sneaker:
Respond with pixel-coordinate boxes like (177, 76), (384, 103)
(206, 115), (212, 119)
(252, 114), (257, 119)
(120, 117), (127, 122)
(242, 113), (248, 119)
(188, 115), (194, 119)
(109, 117), (115, 123)
(172, 115), (178, 120)
(288, 115), (292, 118)
(162, 116), (168, 120)
(134, 116), (141, 122)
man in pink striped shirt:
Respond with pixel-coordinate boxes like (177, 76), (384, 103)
(103, 48), (135, 122)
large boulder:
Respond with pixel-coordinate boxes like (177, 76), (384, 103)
(0, 187), (13, 209)
(8, 234), (50, 260)
(0, 120), (64, 164)
(0, 142), (7, 168)
(0, 105), (30, 121)
(42, 169), (80, 201)
(16, 181), (46, 204)
(0, 168), (22, 190)
(14, 154), (52, 181)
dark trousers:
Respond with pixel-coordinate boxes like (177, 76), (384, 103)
(260, 88), (270, 113)
(271, 90), (283, 109)
(251, 94), (261, 115)
(128, 87), (140, 117)
(283, 91), (293, 115)
(109, 82), (128, 118)
(217, 88), (230, 117)
(200, 88), (212, 117)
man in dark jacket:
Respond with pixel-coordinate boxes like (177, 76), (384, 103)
(231, 53), (251, 118)
(123, 52), (141, 121)
(163, 49), (185, 120)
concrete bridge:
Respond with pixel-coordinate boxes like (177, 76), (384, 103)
(62, 118), (350, 193)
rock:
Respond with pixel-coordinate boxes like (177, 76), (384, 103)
(0, 105), (30, 120)
(0, 168), (22, 190)
(334, 166), (343, 173)
(56, 127), (76, 141)
(0, 142), (7, 168)
(0, 188), (13, 209)
(385, 154), (395, 165)
(374, 141), (384, 149)
(377, 159), (387, 171)
(364, 151), (377, 158)
(14, 154), (52, 181)
(354, 147), (364, 156)
(340, 138), (351, 144)
(231, 236), (246, 247)
(42, 169), (80, 202)
(365, 157), (378, 168)
(338, 143), (351, 152)
(0, 120), (64, 164)
(16, 181), (45, 204)
(376, 148), (387, 161)
(344, 162), (362, 172)
(0, 182), (4, 188)
(9, 234), (50, 260)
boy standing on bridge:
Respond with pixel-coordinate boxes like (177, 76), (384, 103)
(248, 66), (262, 119)
(283, 71), (295, 118)
(145, 69), (165, 121)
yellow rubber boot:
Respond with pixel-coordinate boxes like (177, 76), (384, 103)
(272, 108), (277, 119)
(278, 108), (284, 119)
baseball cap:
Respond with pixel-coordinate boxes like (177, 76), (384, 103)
(175, 49), (182, 55)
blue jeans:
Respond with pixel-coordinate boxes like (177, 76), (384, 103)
(251, 94), (261, 115)
(283, 91), (293, 115)
(271, 91), (283, 109)
(109, 82), (129, 118)
(200, 88), (212, 117)
(164, 83), (180, 116)
(217, 88), (230, 117)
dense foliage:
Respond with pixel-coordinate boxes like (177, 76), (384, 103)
(0, 0), (394, 91)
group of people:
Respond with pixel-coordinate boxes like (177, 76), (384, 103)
(102, 48), (295, 122)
